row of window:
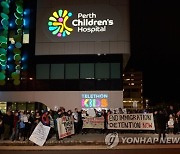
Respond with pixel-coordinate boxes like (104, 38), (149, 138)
(36, 63), (121, 80)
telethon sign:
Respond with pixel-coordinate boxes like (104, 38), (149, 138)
(81, 94), (108, 108)
(48, 9), (114, 38)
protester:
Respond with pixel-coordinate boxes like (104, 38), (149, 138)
(3, 111), (13, 140)
(153, 110), (158, 134)
(174, 117), (180, 134)
(41, 111), (50, 126)
(72, 108), (79, 134)
(25, 112), (34, 139)
(11, 111), (19, 141)
(0, 114), (3, 140)
(19, 111), (26, 141)
(81, 110), (88, 134)
(168, 114), (174, 134)
(157, 110), (167, 142)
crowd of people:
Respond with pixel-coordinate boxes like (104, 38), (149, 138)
(0, 105), (180, 141)
(0, 107), (108, 141)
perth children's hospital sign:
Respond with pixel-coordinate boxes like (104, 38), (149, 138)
(72, 12), (114, 33)
(48, 9), (114, 38)
(44, 4), (121, 41)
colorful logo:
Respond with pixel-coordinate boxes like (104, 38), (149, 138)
(48, 9), (73, 37)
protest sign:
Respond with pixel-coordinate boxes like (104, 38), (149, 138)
(57, 116), (74, 139)
(108, 113), (155, 130)
(83, 116), (104, 129)
(29, 122), (50, 146)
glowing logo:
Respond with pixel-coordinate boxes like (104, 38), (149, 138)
(81, 94), (108, 108)
(48, 9), (73, 37)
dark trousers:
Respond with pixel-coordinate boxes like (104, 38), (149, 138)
(74, 122), (79, 134)
(158, 129), (166, 142)
(19, 128), (25, 140)
(3, 124), (10, 140)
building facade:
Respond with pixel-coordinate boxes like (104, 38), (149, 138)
(123, 71), (144, 109)
(0, 0), (130, 111)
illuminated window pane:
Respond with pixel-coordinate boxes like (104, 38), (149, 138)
(50, 64), (64, 79)
(111, 63), (120, 79)
(27, 103), (35, 111)
(17, 103), (26, 111)
(36, 64), (50, 79)
(11, 103), (17, 111)
(23, 30), (29, 44)
(65, 64), (79, 79)
(95, 63), (109, 79)
(0, 102), (7, 113)
(80, 63), (94, 79)
(23, 34), (29, 44)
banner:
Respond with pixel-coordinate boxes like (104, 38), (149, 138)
(57, 116), (74, 139)
(108, 113), (155, 130)
(29, 122), (50, 146)
(83, 116), (104, 129)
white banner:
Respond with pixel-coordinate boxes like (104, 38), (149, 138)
(108, 113), (155, 130)
(83, 117), (104, 129)
(29, 122), (50, 146)
(57, 116), (74, 139)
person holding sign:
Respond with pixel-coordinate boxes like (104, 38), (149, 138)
(41, 111), (50, 126)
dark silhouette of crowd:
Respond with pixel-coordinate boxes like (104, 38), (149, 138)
(0, 105), (180, 141)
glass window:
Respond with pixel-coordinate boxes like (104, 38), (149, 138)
(65, 64), (79, 79)
(17, 102), (26, 111)
(23, 31), (29, 44)
(0, 102), (7, 113)
(11, 103), (17, 111)
(27, 103), (35, 111)
(50, 64), (64, 79)
(80, 63), (94, 79)
(111, 63), (120, 79)
(95, 63), (109, 79)
(36, 64), (50, 79)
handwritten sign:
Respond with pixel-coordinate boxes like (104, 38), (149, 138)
(83, 117), (104, 129)
(57, 116), (74, 139)
(29, 122), (50, 146)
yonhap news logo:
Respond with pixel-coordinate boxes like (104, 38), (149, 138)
(105, 132), (119, 148)
(105, 135), (180, 146)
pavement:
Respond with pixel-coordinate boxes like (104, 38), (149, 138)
(1, 132), (180, 146)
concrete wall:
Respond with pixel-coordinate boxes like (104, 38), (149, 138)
(0, 91), (123, 110)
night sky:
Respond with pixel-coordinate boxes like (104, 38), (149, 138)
(128, 0), (180, 104)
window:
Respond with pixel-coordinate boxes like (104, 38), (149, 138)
(23, 30), (29, 44)
(111, 63), (120, 79)
(50, 64), (64, 79)
(80, 63), (94, 79)
(27, 103), (35, 111)
(95, 63), (109, 79)
(36, 64), (50, 79)
(0, 102), (7, 113)
(65, 64), (79, 79)
(17, 102), (26, 111)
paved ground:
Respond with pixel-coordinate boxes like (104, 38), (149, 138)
(1, 133), (180, 146)
(1, 145), (180, 154)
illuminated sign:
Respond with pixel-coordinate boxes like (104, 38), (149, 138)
(81, 94), (108, 108)
(48, 9), (73, 37)
(48, 9), (114, 38)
